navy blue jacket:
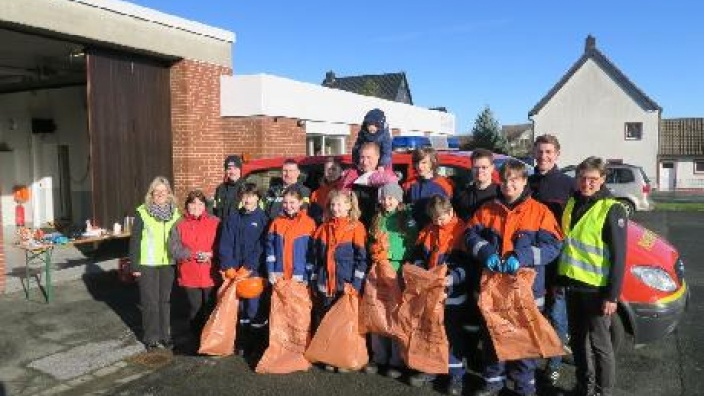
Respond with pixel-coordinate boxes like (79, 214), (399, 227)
(352, 128), (392, 167)
(528, 165), (576, 219)
(219, 207), (268, 275)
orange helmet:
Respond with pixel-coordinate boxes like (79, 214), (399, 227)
(236, 277), (265, 299)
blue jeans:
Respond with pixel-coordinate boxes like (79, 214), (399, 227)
(547, 287), (569, 370)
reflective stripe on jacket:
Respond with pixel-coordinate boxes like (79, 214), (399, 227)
(266, 211), (317, 283)
(559, 197), (617, 287)
(137, 205), (180, 266)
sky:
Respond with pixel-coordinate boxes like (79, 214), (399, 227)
(129, 0), (704, 133)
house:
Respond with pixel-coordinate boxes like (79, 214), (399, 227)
(502, 123), (534, 159)
(658, 118), (704, 191)
(322, 71), (413, 105)
(0, 1), (455, 292)
(529, 35), (661, 180)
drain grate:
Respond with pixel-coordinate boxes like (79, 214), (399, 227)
(129, 351), (173, 369)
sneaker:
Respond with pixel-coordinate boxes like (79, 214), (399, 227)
(336, 367), (352, 374)
(409, 372), (436, 388)
(145, 342), (160, 352)
(324, 365), (336, 373)
(447, 376), (463, 396)
(385, 366), (403, 379)
(363, 363), (379, 375)
(545, 367), (561, 386)
(160, 339), (174, 350)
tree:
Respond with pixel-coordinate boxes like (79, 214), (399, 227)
(469, 106), (508, 154)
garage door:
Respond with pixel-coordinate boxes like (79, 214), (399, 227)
(87, 49), (172, 227)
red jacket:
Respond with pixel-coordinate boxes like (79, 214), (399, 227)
(169, 213), (220, 288)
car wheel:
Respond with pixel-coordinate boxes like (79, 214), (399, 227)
(611, 313), (625, 355)
(617, 199), (635, 218)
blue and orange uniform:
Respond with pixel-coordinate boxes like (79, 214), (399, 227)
(465, 190), (563, 396)
(405, 175), (455, 229)
(266, 210), (317, 284)
(312, 217), (368, 315)
(219, 207), (269, 327)
(413, 215), (469, 382)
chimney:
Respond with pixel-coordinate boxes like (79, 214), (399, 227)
(585, 35), (596, 53)
(324, 70), (336, 86)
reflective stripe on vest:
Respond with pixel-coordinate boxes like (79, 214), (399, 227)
(558, 197), (616, 287)
(137, 205), (180, 266)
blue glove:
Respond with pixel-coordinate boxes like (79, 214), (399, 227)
(484, 254), (501, 272)
(503, 255), (520, 275)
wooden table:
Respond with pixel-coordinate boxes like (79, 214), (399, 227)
(16, 232), (131, 303)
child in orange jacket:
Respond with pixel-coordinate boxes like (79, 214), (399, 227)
(409, 195), (469, 396)
(312, 189), (368, 372)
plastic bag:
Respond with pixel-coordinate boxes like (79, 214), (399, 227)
(359, 255), (402, 336)
(256, 279), (313, 374)
(198, 279), (239, 356)
(478, 268), (564, 361)
(305, 284), (368, 370)
(392, 264), (449, 374)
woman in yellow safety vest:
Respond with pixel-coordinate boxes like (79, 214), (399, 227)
(558, 157), (627, 396)
(129, 176), (181, 351)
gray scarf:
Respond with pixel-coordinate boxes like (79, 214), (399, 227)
(147, 202), (174, 222)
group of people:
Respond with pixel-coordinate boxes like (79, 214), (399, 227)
(128, 108), (626, 396)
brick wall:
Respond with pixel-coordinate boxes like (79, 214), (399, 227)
(170, 59), (233, 201)
(0, 187), (4, 293)
(170, 59), (306, 202)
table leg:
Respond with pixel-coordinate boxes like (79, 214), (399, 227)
(24, 250), (30, 300)
(44, 248), (53, 303)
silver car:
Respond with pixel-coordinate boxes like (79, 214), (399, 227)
(562, 163), (655, 216)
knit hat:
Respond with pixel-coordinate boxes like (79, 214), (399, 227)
(378, 182), (404, 202)
(363, 108), (386, 129)
(224, 155), (242, 169)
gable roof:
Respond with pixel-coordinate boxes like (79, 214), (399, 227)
(529, 35), (661, 117)
(322, 71), (413, 105)
(659, 118), (704, 156)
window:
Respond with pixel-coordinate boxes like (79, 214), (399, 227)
(608, 168), (635, 184)
(437, 165), (472, 188)
(625, 122), (643, 140)
(695, 160), (704, 174)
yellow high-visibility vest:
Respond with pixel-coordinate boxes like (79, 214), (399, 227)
(558, 197), (617, 286)
(136, 205), (180, 266)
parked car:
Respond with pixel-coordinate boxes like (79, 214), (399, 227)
(391, 136), (432, 152)
(561, 162), (655, 217)
(239, 151), (688, 352)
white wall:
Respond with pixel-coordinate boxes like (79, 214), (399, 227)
(661, 159), (704, 190)
(220, 74), (456, 136)
(531, 59), (659, 180)
(0, 87), (90, 229)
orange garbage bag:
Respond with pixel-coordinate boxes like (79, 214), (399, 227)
(304, 284), (368, 371)
(392, 264), (449, 374)
(478, 268), (564, 362)
(256, 279), (313, 374)
(359, 259), (402, 336)
(198, 278), (239, 356)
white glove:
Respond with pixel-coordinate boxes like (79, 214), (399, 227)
(268, 273), (278, 285)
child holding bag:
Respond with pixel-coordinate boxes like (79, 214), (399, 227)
(312, 189), (368, 372)
(364, 182), (417, 378)
(219, 183), (269, 358)
(409, 195), (469, 396)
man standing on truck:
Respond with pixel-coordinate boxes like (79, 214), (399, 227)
(527, 134), (576, 387)
(559, 156), (627, 396)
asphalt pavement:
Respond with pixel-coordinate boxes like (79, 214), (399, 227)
(0, 211), (702, 396)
